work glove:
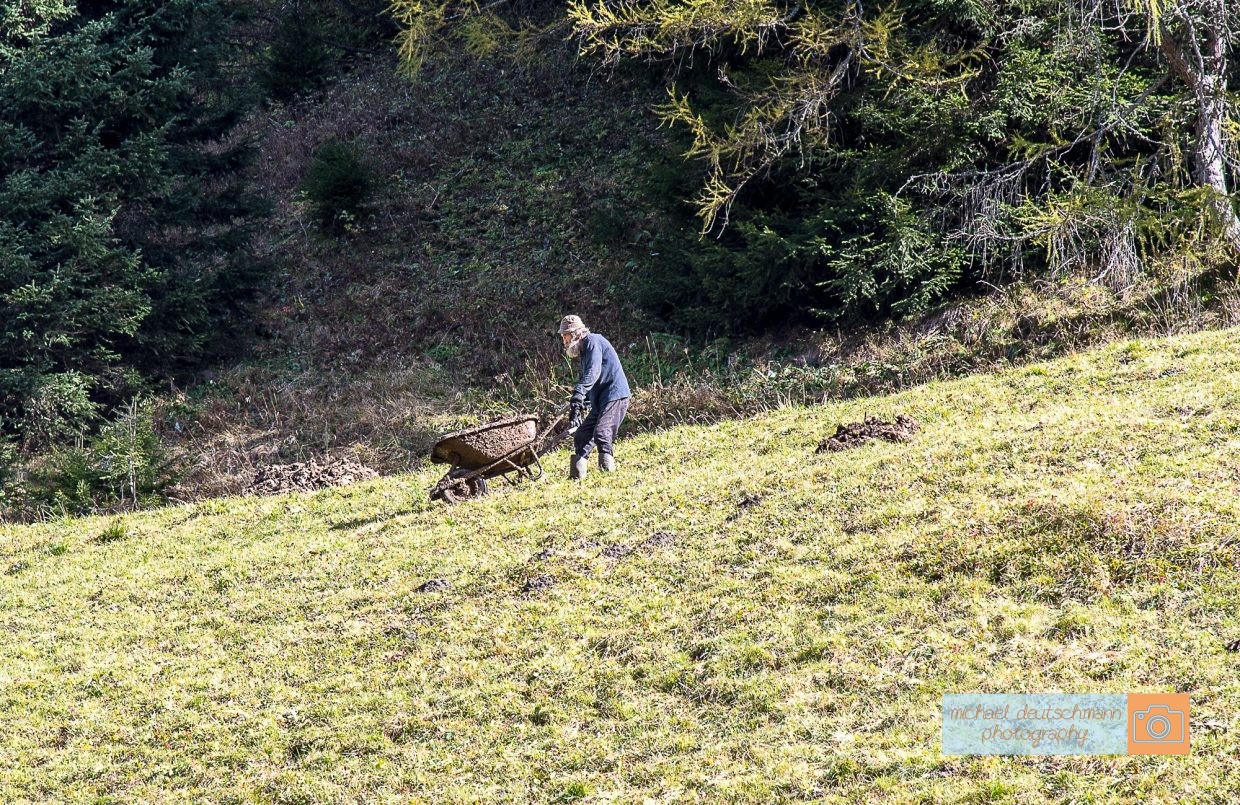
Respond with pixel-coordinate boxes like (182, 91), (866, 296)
(568, 402), (584, 431)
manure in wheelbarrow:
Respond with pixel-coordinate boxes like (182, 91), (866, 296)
(816, 414), (919, 453)
(428, 413), (569, 503)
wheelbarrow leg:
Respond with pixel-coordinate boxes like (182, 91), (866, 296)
(525, 451), (544, 481)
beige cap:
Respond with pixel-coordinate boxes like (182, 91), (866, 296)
(558, 315), (586, 334)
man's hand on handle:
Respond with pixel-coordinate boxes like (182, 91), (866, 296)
(568, 401), (585, 433)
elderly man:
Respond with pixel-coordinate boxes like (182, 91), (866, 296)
(559, 315), (631, 480)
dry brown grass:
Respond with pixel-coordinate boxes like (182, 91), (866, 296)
(163, 362), (477, 501)
(160, 268), (1240, 503)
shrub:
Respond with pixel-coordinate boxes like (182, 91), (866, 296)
(28, 398), (180, 517)
(301, 141), (379, 234)
(638, 187), (968, 334)
(15, 372), (100, 450)
(0, 438), (24, 522)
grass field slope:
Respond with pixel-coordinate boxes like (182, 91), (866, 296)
(4, 329), (1240, 802)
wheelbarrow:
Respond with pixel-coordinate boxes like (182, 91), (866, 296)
(428, 413), (569, 503)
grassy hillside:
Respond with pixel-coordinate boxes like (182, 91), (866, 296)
(5, 328), (1240, 801)
(243, 52), (677, 373)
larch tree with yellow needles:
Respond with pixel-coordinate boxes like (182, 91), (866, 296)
(392, 0), (1240, 326)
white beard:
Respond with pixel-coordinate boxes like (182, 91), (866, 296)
(565, 330), (589, 358)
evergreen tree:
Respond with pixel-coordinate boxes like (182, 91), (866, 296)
(0, 0), (74, 60)
(0, 0), (267, 445)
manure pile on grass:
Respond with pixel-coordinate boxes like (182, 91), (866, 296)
(248, 457), (379, 495)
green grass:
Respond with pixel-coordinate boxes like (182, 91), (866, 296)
(5, 328), (1240, 802)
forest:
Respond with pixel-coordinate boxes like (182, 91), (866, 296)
(2, 0), (1238, 519)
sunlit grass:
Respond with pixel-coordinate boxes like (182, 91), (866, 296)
(4, 328), (1240, 801)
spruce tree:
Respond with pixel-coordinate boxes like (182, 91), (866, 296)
(0, 0), (267, 445)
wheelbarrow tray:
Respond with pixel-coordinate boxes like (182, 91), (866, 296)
(428, 414), (569, 503)
(431, 414), (539, 470)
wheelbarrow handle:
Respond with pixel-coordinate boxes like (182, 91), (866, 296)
(536, 413), (573, 449)
(540, 413), (568, 438)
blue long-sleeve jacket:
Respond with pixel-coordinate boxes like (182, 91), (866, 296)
(572, 333), (631, 411)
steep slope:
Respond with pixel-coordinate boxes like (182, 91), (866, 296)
(168, 48), (1240, 504)
(244, 51), (683, 373)
(168, 50), (695, 498)
(4, 329), (1240, 801)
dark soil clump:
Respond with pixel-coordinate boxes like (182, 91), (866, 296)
(816, 414), (919, 453)
(520, 574), (556, 596)
(600, 531), (677, 562)
(416, 578), (451, 593)
(643, 531), (676, 550)
(248, 457), (378, 495)
(601, 543), (634, 559)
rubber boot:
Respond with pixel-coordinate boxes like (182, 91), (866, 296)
(570, 453), (588, 480)
(599, 452), (616, 472)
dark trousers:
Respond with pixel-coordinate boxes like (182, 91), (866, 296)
(574, 397), (629, 459)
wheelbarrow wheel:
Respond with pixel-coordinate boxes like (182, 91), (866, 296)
(438, 474), (488, 504)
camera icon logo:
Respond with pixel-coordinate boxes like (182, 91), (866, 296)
(1131, 705), (1186, 744)
(1126, 693), (1190, 755)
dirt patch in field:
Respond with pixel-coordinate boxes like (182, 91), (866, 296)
(520, 574), (556, 596)
(725, 494), (763, 522)
(816, 414), (919, 453)
(601, 542), (634, 559)
(570, 534), (603, 551)
(598, 531), (677, 563)
(416, 578), (451, 593)
(247, 457), (378, 495)
(643, 531), (676, 550)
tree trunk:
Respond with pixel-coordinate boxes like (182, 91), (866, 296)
(1192, 77), (1240, 247)
(1160, 4), (1240, 249)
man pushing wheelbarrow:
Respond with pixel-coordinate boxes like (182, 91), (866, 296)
(559, 315), (631, 480)
(427, 314), (630, 502)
